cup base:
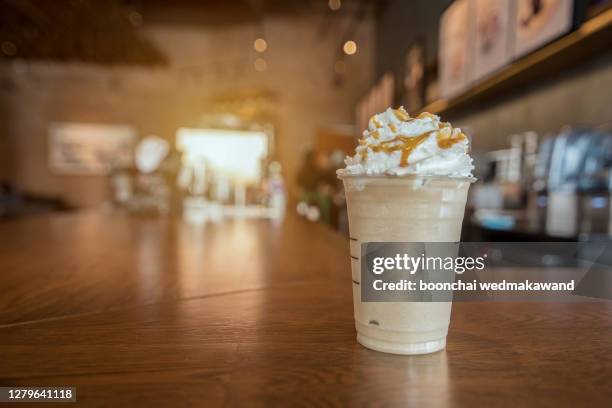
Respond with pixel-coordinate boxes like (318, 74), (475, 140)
(357, 333), (446, 355)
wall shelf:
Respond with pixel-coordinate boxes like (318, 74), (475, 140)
(420, 8), (612, 117)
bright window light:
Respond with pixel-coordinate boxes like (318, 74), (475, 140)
(176, 128), (268, 183)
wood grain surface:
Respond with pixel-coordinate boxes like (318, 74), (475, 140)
(1, 212), (612, 407)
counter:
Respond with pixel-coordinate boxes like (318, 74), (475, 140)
(1, 212), (611, 406)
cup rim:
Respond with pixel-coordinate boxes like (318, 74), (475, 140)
(337, 172), (476, 183)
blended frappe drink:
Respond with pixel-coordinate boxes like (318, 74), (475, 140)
(338, 107), (474, 355)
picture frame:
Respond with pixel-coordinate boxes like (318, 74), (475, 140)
(512, 0), (575, 58)
(473, 0), (513, 82)
(438, 0), (475, 99)
(49, 123), (135, 175)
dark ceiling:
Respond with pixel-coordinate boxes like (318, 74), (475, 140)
(0, 0), (166, 65)
(126, 0), (380, 27)
(0, 0), (382, 66)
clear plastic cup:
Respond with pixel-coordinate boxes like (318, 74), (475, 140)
(340, 174), (475, 354)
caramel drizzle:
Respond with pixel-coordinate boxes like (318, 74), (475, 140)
(417, 112), (437, 120)
(369, 116), (383, 129)
(437, 132), (466, 149)
(360, 109), (465, 167)
(360, 129), (466, 167)
(393, 108), (410, 121)
(370, 131), (435, 166)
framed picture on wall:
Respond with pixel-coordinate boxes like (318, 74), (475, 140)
(473, 0), (513, 82)
(402, 39), (426, 113)
(49, 123), (135, 175)
(512, 0), (575, 58)
(438, 0), (474, 99)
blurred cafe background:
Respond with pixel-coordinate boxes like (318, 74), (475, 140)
(0, 0), (611, 242)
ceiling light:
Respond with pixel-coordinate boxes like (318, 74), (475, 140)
(343, 40), (357, 55)
(254, 38), (267, 53)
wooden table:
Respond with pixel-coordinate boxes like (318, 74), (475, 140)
(1, 212), (611, 406)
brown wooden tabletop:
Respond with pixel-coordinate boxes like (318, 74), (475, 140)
(1, 212), (612, 407)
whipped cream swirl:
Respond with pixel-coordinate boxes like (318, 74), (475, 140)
(339, 107), (474, 177)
